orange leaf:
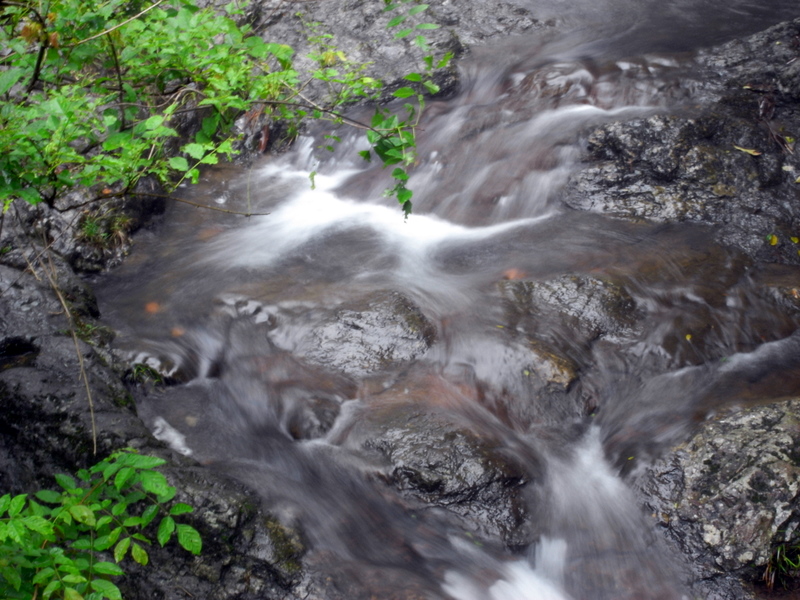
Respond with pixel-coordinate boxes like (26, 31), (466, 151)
(144, 302), (161, 314)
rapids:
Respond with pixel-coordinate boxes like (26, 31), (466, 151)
(97, 1), (800, 598)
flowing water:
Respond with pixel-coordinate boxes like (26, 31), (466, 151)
(98, 2), (800, 598)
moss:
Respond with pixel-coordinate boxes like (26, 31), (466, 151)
(265, 518), (304, 575)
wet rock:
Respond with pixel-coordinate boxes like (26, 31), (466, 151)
(501, 274), (641, 344)
(638, 400), (800, 597)
(344, 371), (535, 546)
(564, 18), (800, 265)
(1, 178), (165, 274)
(295, 291), (436, 378)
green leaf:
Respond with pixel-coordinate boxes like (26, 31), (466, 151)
(182, 143), (206, 159)
(8, 494), (27, 517)
(141, 504), (160, 527)
(392, 87), (416, 99)
(158, 516), (176, 546)
(394, 28), (414, 39)
(169, 156), (189, 171)
(23, 515), (54, 536)
(391, 168), (409, 182)
(1, 565), (22, 591)
(64, 586), (84, 600)
(42, 579), (63, 600)
(33, 567), (56, 585)
(143, 115), (165, 130)
(92, 562), (125, 576)
(91, 579), (122, 600)
(407, 4), (429, 15)
(123, 516), (142, 527)
(35, 489), (63, 504)
(177, 524), (202, 555)
(69, 505), (96, 527)
(114, 467), (135, 491)
(131, 542), (149, 566)
(416, 23), (440, 30)
(397, 188), (413, 204)
(358, 150), (372, 162)
(54, 474), (77, 492)
(404, 73), (423, 82)
(0, 67), (23, 95)
(423, 80), (440, 95)
(169, 503), (194, 516)
(0, 494), (9, 515)
(387, 15), (406, 27)
(114, 537), (130, 563)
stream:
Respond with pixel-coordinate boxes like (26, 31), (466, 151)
(97, 2), (800, 598)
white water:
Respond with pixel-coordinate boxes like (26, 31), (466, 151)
(97, 3), (800, 598)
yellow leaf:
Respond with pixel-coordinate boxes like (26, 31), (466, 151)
(791, 237), (799, 244)
(685, 334), (692, 342)
(796, 176), (800, 184)
(768, 234), (779, 246)
(733, 145), (762, 156)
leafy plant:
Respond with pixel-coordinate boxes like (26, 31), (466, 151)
(0, 0), (451, 216)
(0, 449), (201, 600)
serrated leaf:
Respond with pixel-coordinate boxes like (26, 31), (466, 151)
(64, 586), (85, 600)
(397, 188), (413, 204)
(141, 504), (159, 527)
(0, 494), (10, 515)
(8, 494), (27, 517)
(358, 150), (371, 162)
(169, 503), (194, 516)
(182, 143), (206, 159)
(158, 516), (176, 546)
(42, 579), (62, 599)
(23, 515), (54, 536)
(392, 87), (416, 98)
(143, 115), (164, 130)
(62, 574), (88, 584)
(131, 542), (149, 566)
(0, 67), (23, 95)
(69, 505), (96, 526)
(92, 561), (125, 576)
(114, 537), (130, 563)
(114, 467), (135, 491)
(177, 524), (202, 555)
(91, 579), (122, 600)
(33, 566), (56, 585)
(733, 145), (762, 156)
(423, 80), (440, 94)
(35, 489), (63, 504)
(54, 474), (77, 492)
(168, 156), (189, 171)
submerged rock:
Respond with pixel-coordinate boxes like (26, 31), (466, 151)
(347, 372), (535, 546)
(294, 291), (436, 378)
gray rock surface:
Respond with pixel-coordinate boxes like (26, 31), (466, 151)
(564, 18), (800, 265)
(639, 400), (800, 598)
